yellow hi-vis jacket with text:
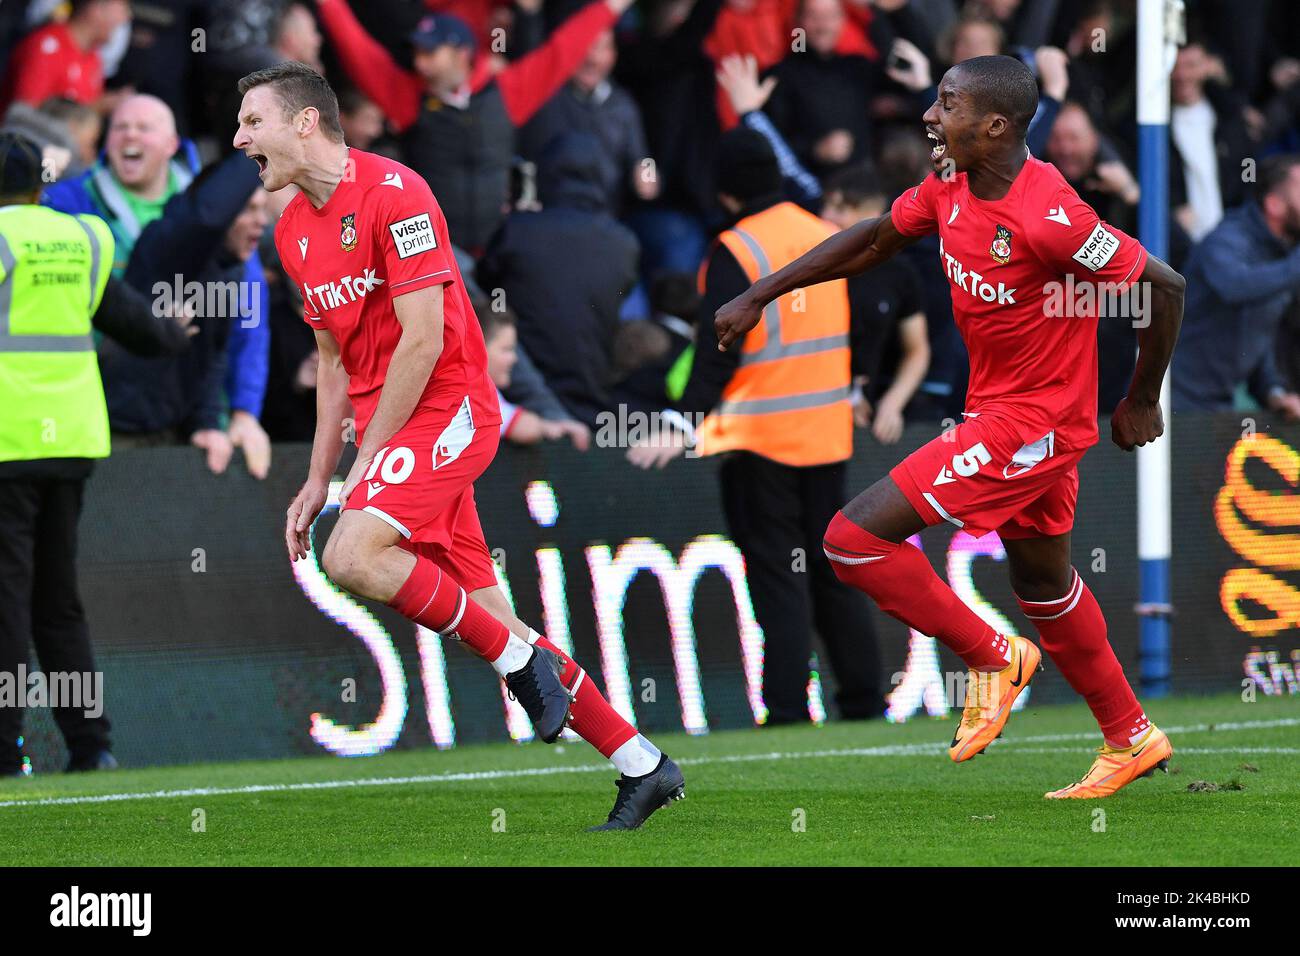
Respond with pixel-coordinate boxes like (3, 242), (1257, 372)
(0, 204), (114, 464)
(696, 201), (852, 467)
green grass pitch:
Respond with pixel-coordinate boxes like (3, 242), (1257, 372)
(1, 693), (1296, 866)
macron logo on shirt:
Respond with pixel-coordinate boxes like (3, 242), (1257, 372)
(382, 172), (404, 189)
(1045, 206), (1071, 226)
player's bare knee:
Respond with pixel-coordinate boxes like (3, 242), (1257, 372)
(839, 476), (924, 542)
(319, 535), (348, 588)
(1009, 563), (1072, 602)
(321, 531), (368, 594)
(1004, 535), (1074, 601)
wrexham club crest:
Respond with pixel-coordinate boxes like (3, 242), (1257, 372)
(340, 213), (357, 252)
(990, 224), (1013, 264)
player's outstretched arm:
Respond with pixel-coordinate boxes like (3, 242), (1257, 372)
(287, 327), (352, 561)
(714, 211), (919, 350)
(1111, 254), (1186, 452)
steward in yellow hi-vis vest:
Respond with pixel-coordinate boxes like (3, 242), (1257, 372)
(695, 200), (852, 466)
(0, 133), (189, 775)
(0, 203), (113, 464)
(643, 128), (881, 727)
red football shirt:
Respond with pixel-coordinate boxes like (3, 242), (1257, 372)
(0, 23), (103, 112)
(890, 154), (1148, 450)
(275, 149), (500, 437)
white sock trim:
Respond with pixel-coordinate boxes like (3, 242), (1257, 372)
(1017, 568), (1079, 604)
(441, 587), (467, 636)
(490, 633), (533, 676)
(412, 567), (444, 621)
(823, 548), (888, 566)
(609, 734), (661, 777)
(1019, 570), (1084, 620)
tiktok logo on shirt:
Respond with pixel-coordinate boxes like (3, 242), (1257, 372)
(302, 268), (385, 313)
(938, 237), (1016, 305)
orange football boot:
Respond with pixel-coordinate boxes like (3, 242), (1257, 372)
(949, 635), (1041, 762)
(1044, 725), (1173, 798)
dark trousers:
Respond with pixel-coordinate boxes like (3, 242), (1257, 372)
(719, 452), (884, 724)
(0, 477), (111, 769)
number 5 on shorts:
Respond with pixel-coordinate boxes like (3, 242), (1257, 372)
(953, 442), (991, 477)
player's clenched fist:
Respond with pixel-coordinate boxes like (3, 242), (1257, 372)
(715, 292), (764, 351)
(285, 480), (329, 561)
(1110, 395), (1164, 451)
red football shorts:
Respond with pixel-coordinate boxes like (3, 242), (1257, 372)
(345, 397), (501, 592)
(890, 412), (1084, 540)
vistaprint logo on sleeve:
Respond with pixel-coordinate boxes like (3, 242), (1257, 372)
(49, 886), (151, 936)
(388, 212), (436, 259)
(1071, 223), (1121, 272)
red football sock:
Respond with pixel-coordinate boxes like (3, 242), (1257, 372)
(824, 511), (1010, 671)
(389, 556), (510, 661)
(1016, 569), (1148, 746)
(533, 636), (638, 757)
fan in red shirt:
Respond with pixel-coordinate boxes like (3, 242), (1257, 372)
(234, 63), (683, 830)
(715, 55), (1187, 799)
(0, 0), (130, 115)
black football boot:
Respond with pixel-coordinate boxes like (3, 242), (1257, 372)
(504, 646), (572, 743)
(588, 754), (686, 831)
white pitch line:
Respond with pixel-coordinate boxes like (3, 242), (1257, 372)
(1003, 716), (1300, 743)
(1, 716), (1296, 810)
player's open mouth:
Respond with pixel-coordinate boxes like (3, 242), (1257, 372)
(250, 153), (269, 174)
(927, 131), (946, 161)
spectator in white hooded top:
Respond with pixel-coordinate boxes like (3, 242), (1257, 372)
(1171, 43), (1226, 241)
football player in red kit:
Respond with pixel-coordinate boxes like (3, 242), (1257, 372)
(716, 56), (1186, 798)
(233, 62), (683, 829)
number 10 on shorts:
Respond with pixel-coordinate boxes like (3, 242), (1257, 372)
(365, 446), (416, 489)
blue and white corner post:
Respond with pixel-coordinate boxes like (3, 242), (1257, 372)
(1135, 0), (1182, 696)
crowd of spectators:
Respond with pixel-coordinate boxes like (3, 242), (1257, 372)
(6, 0), (1300, 478)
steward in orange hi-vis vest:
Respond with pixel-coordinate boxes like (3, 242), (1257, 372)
(647, 126), (883, 727)
(696, 201), (852, 466)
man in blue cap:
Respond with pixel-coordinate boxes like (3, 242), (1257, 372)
(314, 0), (633, 251)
